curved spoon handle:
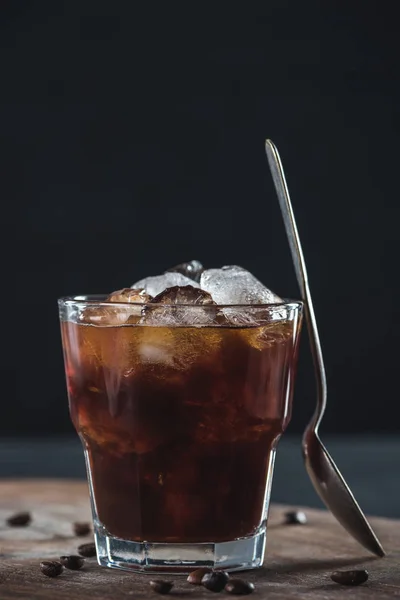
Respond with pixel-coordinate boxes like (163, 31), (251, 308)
(265, 139), (327, 429)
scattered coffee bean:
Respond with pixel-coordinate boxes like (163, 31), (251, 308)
(331, 569), (369, 586)
(284, 511), (307, 525)
(225, 579), (255, 595)
(60, 555), (85, 570)
(73, 522), (91, 537)
(7, 511), (31, 527)
(202, 571), (230, 592)
(77, 542), (96, 557)
(149, 580), (174, 594)
(40, 560), (64, 578)
(187, 568), (212, 585)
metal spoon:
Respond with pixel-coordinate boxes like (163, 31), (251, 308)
(265, 138), (385, 557)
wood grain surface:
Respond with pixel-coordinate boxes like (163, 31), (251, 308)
(0, 480), (399, 599)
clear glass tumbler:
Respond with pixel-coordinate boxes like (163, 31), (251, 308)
(59, 296), (302, 573)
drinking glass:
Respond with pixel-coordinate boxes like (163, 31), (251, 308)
(59, 296), (302, 573)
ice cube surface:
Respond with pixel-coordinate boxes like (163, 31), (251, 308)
(78, 305), (132, 326)
(151, 285), (215, 306)
(131, 273), (200, 297)
(142, 285), (217, 326)
(107, 288), (152, 303)
(78, 289), (152, 326)
(200, 265), (282, 305)
(165, 260), (204, 282)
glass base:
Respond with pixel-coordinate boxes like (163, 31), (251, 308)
(94, 523), (266, 574)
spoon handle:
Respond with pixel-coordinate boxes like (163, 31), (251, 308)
(265, 139), (327, 429)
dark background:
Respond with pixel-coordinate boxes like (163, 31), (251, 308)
(4, 1), (399, 436)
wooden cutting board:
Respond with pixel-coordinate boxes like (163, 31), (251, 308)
(0, 480), (399, 599)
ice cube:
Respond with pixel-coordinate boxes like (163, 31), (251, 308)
(165, 260), (204, 282)
(131, 272), (200, 297)
(107, 288), (152, 303)
(221, 307), (265, 327)
(152, 285), (215, 305)
(138, 318), (221, 372)
(200, 265), (282, 305)
(78, 305), (131, 326)
(142, 285), (217, 326)
(78, 288), (152, 326)
(105, 288), (152, 323)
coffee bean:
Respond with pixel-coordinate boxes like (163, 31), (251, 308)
(7, 511), (31, 527)
(77, 542), (96, 557)
(284, 511), (307, 525)
(187, 568), (212, 585)
(60, 555), (85, 570)
(73, 522), (91, 537)
(149, 580), (174, 594)
(331, 569), (369, 586)
(202, 571), (230, 592)
(225, 580), (255, 595)
(40, 560), (64, 578)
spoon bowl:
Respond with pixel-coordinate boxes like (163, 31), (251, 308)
(304, 428), (385, 557)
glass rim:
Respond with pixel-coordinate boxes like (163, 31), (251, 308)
(58, 294), (303, 311)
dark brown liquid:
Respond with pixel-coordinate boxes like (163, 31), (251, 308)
(61, 319), (300, 543)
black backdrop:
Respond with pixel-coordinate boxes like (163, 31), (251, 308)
(5, 1), (399, 435)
